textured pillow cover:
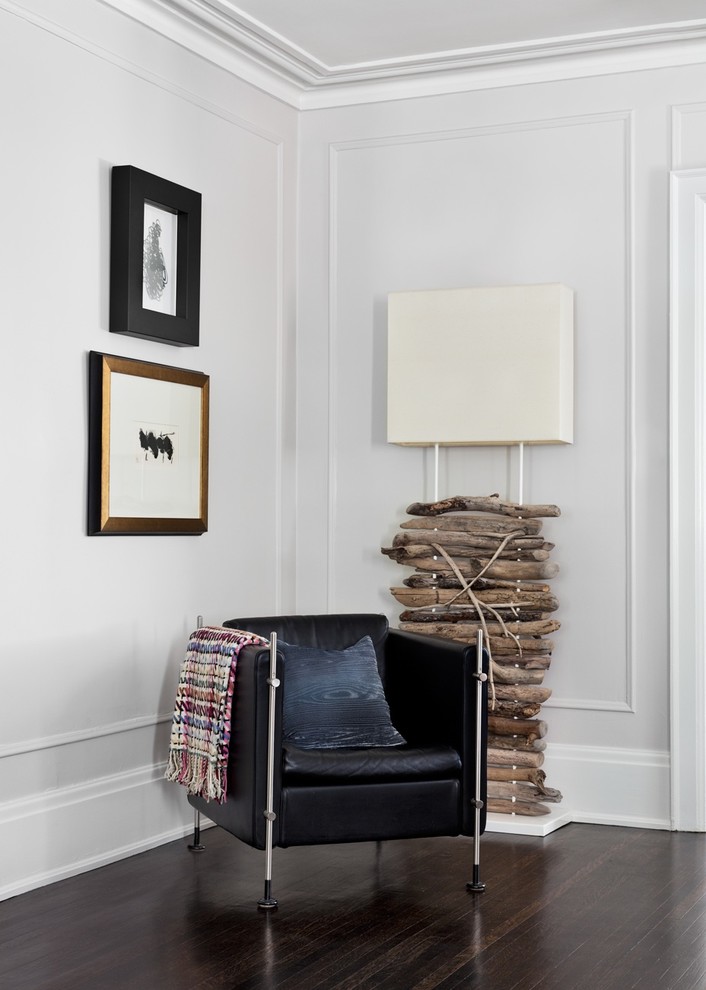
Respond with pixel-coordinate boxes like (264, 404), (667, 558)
(281, 635), (406, 749)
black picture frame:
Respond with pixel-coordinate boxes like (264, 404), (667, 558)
(88, 351), (209, 535)
(110, 166), (202, 347)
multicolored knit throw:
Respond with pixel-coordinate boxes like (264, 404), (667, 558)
(165, 626), (268, 803)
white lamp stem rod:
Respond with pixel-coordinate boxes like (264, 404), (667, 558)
(518, 442), (524, 507)
(434, 443), (440, 502)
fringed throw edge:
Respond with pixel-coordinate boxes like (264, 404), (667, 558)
(165, 626), (268, 803)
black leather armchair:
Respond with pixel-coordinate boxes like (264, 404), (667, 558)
(187, 614), (488, 908)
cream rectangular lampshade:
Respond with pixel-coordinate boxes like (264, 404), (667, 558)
(387, 284), (574, 446)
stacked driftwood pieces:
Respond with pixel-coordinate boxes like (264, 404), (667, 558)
(382, 494), (563, 817)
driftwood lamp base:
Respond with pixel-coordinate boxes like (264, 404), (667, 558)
(382, 493), (563, 818)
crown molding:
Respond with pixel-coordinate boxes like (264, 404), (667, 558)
(99, 0), (706, 109)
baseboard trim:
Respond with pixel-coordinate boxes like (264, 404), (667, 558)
(485, 743), (672, 835)
(485, 807), (671, 837)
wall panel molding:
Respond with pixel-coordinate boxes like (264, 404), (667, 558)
(671, 102), (706, 169)
(328, 109), (635, 714)
(669, 167), (706, 831)
(0, 712), (173, 760)
(543, 697), (634, 713)
(272, 138), (287, 614)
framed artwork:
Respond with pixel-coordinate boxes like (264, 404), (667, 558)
(88, 352), (209, 535)
(110, 166), (202, 346)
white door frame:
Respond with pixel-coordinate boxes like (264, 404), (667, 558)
(670, 168), (706, 831)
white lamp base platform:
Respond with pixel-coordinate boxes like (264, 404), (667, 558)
(485, 808), (572, 837)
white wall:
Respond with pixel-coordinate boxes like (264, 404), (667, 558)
(0, 0), (298, 899)
(297, 65), (706, 832)
(4, 2), (706, 901)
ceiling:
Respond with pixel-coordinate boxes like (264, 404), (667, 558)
(196, 0), (706, 68)
(107, 0), (706, 106)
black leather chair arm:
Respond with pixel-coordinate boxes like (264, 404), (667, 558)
(384, 628), (487, 833)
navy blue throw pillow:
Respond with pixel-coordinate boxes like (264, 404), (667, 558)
(281, 636), (406, 750)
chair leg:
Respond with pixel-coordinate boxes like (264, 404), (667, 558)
(259, 877), (277, 911)
(258, 811), (278, 911)
(188, 808), (206, 852)
(467, 629), (487, 893)
(258, 633), (279, 911)
(467, 807), (485, 893)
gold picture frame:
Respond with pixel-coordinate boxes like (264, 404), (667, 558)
(88, 352), (209, 535)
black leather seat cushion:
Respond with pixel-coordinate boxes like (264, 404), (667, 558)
(283, 743), (461, 783)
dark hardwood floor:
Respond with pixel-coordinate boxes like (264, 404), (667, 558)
(2, 823), (706, 989)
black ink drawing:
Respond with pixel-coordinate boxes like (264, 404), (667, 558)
(143, 219), (168, 301)
(139, 428), (174, 462)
